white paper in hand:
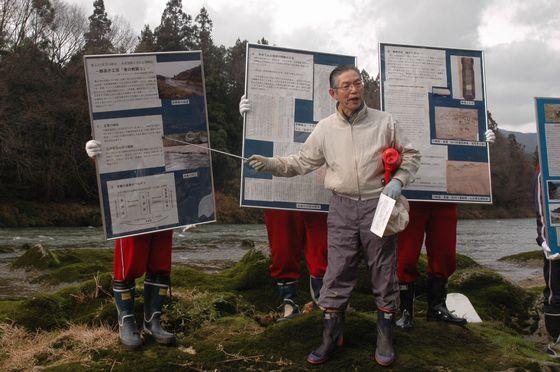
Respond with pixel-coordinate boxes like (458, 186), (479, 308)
(370, 193), (396, 237)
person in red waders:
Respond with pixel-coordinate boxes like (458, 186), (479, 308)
(239, 96), (328, 321)
(395, 129), (495, 329)
(86, 140), (176, 350)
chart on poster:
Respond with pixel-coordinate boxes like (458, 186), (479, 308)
(84, 52), (216, 239)
(379, 43), (492, 203)
(240, 44), (355, 211)
(536, 97), (560, 254)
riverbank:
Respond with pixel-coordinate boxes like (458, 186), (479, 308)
(0, 196), (534, 227)
(0, 244), (557, 370)
(0, 194), (264, 227)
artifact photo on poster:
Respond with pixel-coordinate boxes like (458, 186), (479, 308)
(435, 106), (479, 141)
(446, 160), (490, 195)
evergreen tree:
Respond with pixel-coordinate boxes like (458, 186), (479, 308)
(84, 0), (113, 53)
(135, 24), (156, 52)
(154, 0), (195, 51)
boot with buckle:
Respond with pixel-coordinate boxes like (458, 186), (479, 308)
(276, 280), (300, 322)
(396, 281), (414, 330)
(143, 273), (176, 345)
(426, 275), (467, 326)
(113, 279), (142, 350)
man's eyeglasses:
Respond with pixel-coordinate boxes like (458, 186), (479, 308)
(334, 80), (364, 92)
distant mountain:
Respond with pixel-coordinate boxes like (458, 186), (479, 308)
(500, 129), (537, 154)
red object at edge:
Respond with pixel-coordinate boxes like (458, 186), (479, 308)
(382, 148), (402, 184)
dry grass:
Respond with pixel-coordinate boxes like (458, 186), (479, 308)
(0, 323), (117, 370)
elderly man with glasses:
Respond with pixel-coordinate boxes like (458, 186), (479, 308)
(247, 65), (420, 366)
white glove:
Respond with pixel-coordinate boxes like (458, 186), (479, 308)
(247, 154), (273, 172)
(485, 129), (495, 144)
(85, 140), (101, 159)
(239, 94), (251, 116)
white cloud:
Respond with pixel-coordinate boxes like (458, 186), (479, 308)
(64, 0), (560, 132)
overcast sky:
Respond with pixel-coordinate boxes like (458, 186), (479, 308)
(67, 0), (560, 133)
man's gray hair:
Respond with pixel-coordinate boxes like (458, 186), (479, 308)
(329, 65), (361, 89)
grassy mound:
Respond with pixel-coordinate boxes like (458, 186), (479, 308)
(0, 249), (555, 370)
(499, 250), (543, 266)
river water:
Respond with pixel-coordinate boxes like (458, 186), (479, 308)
(0, 219), (541, 299)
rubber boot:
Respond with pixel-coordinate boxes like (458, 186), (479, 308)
(396, 282), (414, 330)
(307, 311), (345, 364)
(426, 275), (467, 326)
(276, 280), (300, 322)
(113, 279), (142, 350)
(310, 276), (323, 305)
(375, 310), (395, 366)
(545, 306), (560, 358)
(143, 274), (176, 345)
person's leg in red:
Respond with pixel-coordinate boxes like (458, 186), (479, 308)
(143, 229), (176, 344)
(113, 234), (151, 350)
(302, 211), (328, 304)
(264, 209), (305, 321)
(424, 203), (465, 326)
(395, 201), (430, 329)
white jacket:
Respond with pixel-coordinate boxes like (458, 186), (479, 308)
(268, 104), (421, 200)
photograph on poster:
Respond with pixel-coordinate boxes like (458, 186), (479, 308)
(450, 55), (482, 101)
(434, 106), (479, 141)
(548, 180), (560, 201)
(162, 132), (210, 172)
(156, 60), (203, 99)
(550, 204), (560, 226)
(446, 160), (490, 195)
(545, 104), (560, 123)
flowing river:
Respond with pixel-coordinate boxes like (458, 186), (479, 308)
(0, 219), (541, 299)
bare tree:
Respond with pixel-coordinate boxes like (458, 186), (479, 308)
(43, 0), (86, 65)
(108, 15), (137, 53)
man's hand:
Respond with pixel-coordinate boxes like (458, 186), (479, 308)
(85, 140), (101, 159)
(239, 95), (251, 116)
(382, 178), (402, 200)
(485, 129), (495, 144)
(247, 154), (273, 172)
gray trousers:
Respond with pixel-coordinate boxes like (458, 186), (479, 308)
(318, 193), (399, 311)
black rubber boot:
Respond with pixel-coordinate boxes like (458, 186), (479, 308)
(113, 279), (142, 350)
(143, 274), (176, 345)
(310, 276), (323, 305)
(426, 275), (467, 326)
(396, 282), (414, 330)
(544, 305), (560, 358)
(375, 310), (395, 366)
(276, 280), (300, 322)
(307, 311), (345, 364)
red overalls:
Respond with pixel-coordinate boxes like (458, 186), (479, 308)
(264, 209), (328, 280)
(397, 202), (458, 282)
(113, 230), (173, 281)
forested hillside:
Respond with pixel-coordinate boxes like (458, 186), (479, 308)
(0, 0), (537, 226)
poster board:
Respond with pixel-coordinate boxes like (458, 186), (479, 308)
(84, 51), (216, 240)
(535, 97), (560, 254)
(240, 43), (355, 211)
(379, 43), (492, 203)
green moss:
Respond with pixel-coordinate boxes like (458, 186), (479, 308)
(0, 299), (21, 322)
(11, 244), (61, 270)
(34, 263), (110, 285)
(499, 250), (543, 264)
(449, 268), (539, 333)
(13, 273), (115, 330)
(6, 249), (558, 371)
